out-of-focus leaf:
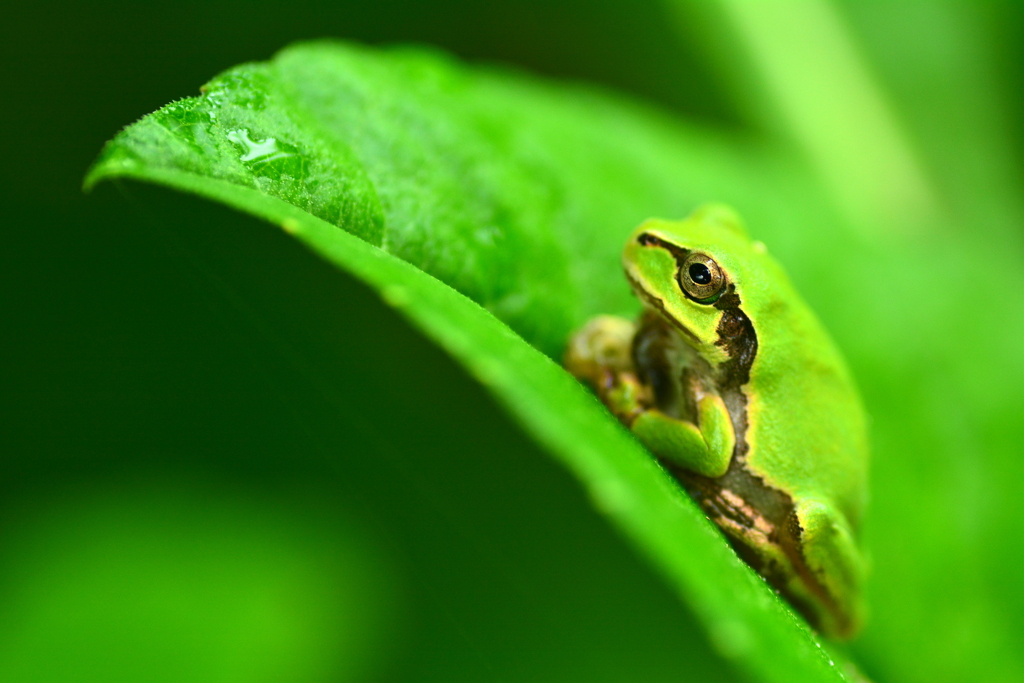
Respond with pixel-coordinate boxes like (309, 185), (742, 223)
(0, 478), (396, 683)
(87, 42), (848, 683)
(836, 1), (1024, 245)
(666, 0), (939, 239)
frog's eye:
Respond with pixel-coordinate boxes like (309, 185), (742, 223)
(678, 252), (726, 303)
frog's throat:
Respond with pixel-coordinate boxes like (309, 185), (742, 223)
(639, 273), (847, 636)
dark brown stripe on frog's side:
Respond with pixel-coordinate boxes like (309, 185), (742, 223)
(635, 231), (844, 633)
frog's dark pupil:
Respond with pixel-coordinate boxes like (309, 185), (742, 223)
(689, 263), (712, 285)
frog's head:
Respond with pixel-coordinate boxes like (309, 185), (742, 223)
(623, 204), (772, 364)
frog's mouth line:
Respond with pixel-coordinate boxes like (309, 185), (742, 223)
(623, 269), (701, 344)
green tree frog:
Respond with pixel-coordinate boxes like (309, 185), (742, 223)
(565, 205), (869, 639)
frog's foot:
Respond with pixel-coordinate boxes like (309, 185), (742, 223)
(564, 315), (636, 383)
(566, 316), (658, 424)
(631, 393), (735, 479)
(795, 499), (867, 639)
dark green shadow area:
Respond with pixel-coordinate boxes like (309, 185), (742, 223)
(0, 182), (740, 682)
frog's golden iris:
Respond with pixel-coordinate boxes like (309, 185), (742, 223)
(678, 251), (725, 302)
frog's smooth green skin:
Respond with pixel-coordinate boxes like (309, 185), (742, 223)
(565, 204), (869, 639)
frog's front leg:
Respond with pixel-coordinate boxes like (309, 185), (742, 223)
(565, 316), (735, 478)
(632, 393), (734, 478)
(796, 499), (867, 638)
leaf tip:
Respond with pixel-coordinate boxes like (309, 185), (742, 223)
(82, 141), (142, 193)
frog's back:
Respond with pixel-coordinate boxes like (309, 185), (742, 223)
(742, 275), (869, 528)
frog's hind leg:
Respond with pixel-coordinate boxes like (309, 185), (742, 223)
(795, 498), (866, 638)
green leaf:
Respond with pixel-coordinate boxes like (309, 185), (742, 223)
(87, 41), (847, 682)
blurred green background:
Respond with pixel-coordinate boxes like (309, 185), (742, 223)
(4, 1), (1024, 682)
